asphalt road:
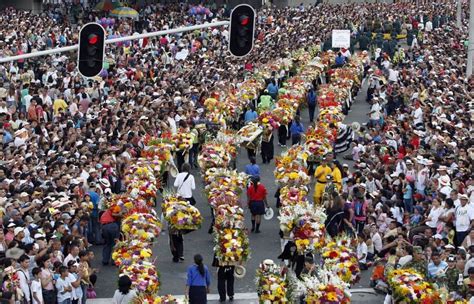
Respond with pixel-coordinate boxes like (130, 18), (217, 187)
(90, 78), (384, 302)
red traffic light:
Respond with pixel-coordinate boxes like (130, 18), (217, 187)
(240, 15), (249, 26)
(88, 34), (99, 45)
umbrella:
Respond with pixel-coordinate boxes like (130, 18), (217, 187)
(110, 7), (139, 19)
(94, 1), (123, 12)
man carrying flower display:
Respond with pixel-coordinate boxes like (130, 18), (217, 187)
(313, 157), (333, 205)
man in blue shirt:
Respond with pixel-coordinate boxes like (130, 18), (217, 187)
(244, 157), (260, 178)
(428, 251), (448, 282)
(266, 79), (279, 100)
(290, 115), (304, 145)
(244, 105), (258, 123)
(307, 86), (317, 122)
(335, 52), (346, 67)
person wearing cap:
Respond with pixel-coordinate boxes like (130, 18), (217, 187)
(313, 157), (332, 205)
(402, 246), (428, 278)
(455, 194), (474, 247)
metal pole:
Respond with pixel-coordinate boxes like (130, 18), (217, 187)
(457, 0), (462, 28)
(0, 20), (230, 63)
(467, 0), (474, 77)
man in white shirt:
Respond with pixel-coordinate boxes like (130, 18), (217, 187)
(17, 254), (31, 304)
(357, 234), (368, 270)
(413, 102), (423, 129)
(455, 195), (474, 246)
(173, 163), (196, 204)
(368, 97), (382, 127)
(63, 244), (80, 266)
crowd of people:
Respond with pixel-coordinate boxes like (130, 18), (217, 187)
(0, 0), (472, 303)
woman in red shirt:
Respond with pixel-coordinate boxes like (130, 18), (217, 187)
(247, 177), (269, 233)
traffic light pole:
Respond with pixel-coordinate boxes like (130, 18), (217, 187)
(0, 20), (230, 63)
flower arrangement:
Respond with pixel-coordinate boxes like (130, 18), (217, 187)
(279, 186), (309, 208)
(304, 126), (334, 159)
(198, 142), (231, 171)
(255, 260), (288, 303)
(204, 168), (248, 190)
(122, 212), (162, 242)
(298, 269), (351, 304)
(112, 240), (152, 267)
(121, 261), (160, 294)
(292, 206), (327, 253)
(171, 129), (193, 151)
(258, 111), (280, 131)
(216, 130), (240, 158)
(215, 205), (245, 229)
(321, 238), (360, 285)
(387, 269), (442, 304)
(214, 228), (250, 264)
(237, 123), (263, 149)
(207, 188), (241, 208)
(274, 152), (310, 186)
(162, 195), (203, 231)
(132, 294), (181, 304)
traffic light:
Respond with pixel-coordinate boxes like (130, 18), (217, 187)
(229, 4), (255, 57)
(78, 22), (105, 78)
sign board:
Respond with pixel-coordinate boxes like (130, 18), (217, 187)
(332, 30), (350, 49)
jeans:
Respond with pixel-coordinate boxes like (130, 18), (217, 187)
(88, 216), (102, 245)
(59, 299), (72, 304)
(102, 222), (120, 264)
(404, 198), (413, 213)
(189, 143), (199, 167)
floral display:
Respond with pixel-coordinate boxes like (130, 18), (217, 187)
(162, 194), (203, 231)
(304, 125), (334, 160)
(132, 294), (182, 304)
(216, 130), (240, 158)
(214, 228), (250, 264)
(292, 269), (351, 304)
(112, 240), (152, 267)
(292, 206), (327, 253)
(121, 212), (162, 242)
(279, 186), (309, 208)
(255, 260), (288, 303)
(321, 238), (360, 285)
(237, 122), (263, 149)
(215, 205), (245, 229)
(121, 261), (160, 294)
(172, 129), (194, 151)
(387, 269), (442, 304)
(274, 153), (310, 186)
(197, 142), (232, 171)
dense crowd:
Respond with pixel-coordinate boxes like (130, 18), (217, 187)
(0, 0), (472, 303)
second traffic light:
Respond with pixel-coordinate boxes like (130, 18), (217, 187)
(78, 22), (105, 78)
(229, 4), (255, 57)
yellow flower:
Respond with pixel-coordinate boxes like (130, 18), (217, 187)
(326, 292), (337, 301)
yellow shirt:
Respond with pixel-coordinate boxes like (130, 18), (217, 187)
(53, 99), (68, 115)
(314, 165), (332, 183)
(332, 167), (342, 187)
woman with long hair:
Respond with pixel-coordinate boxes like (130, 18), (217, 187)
(112, 275), (137, 304)
(247, 176), (269, 233)
(185, 254), (211, 303)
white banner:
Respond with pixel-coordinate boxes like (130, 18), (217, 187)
(332, 30), (350, 49)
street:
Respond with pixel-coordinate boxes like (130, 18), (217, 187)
(91, 79), (384, 302)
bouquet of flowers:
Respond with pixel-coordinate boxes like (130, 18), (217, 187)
(271, 107), (293, 125)
(304, 126), (334, 159)
(215, 205), (245, 229)
(207, 188), (241, 208)
(292, 206), (327, 253)
(387, 269), (442, 304)
(214, 228), (250, 264)
(297, 269), (351, 304)
(171, 129), (193, 151)
(259, 111), (280, 131)
(216, 130), (240, 158)
(321, 238), (360, 285)
(237, 123), (263, 149)
(255, 260), (288, 303)
(121, 261), (160, 294)
(198, 142), (231, 171)
(162, 195), (203, 231)
(204, 168), (248, 190)
(122, 212), (162, 242)
(127, 179), (159, 202)
(279, 186), (309, 208)
(112, 240), (152, 267)
(132, 294), (181, 304)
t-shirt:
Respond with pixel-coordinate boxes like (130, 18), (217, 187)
(455, 204), (474, 232)
(357, 242), (368, 263)
(55, 276), (72, 303)
(173, 172), (196, 199)
(31, 280), (44, 304)
(370, 102), (381, 120)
